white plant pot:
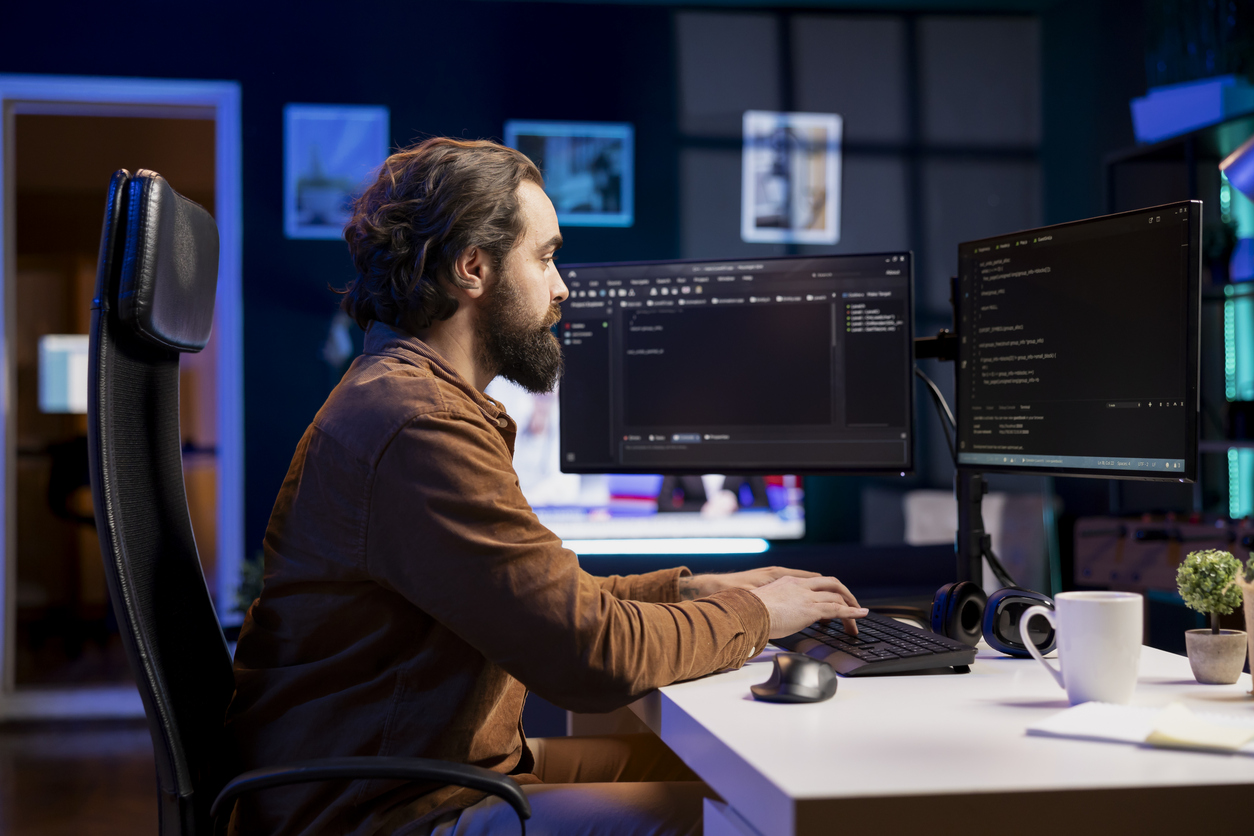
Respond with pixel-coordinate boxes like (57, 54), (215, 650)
(1185, 629), (1247, 685)
(1243, 586), (1254, 693)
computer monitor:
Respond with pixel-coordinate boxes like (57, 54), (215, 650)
(483, 370), (809, 543)
(557, 252), (915, 474)
(955, 201), (1201, 482)
(39, 334), (89, 414)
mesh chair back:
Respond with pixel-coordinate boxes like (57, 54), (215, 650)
(87, 169), (234, 835)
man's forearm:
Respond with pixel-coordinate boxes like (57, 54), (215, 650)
(680, 567), (833, 602)
(679, 573), (735, 600)
(596, 567), (693, 603)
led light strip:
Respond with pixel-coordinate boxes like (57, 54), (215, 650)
(1230, 448), (1253, 520)
(565, 538), (771, 555)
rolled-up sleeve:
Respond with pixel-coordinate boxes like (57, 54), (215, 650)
(365, 409), (771, 713)
(594, 567), (690, 603)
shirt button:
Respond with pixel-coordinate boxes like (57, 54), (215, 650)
(496, 416), (508, 428)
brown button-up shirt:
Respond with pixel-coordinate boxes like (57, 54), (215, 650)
(224, 322), (770, 835)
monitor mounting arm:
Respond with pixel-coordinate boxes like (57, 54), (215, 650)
(954, 470), (990, 584)
(913, 277), (991, 585)
(914, 328), (958, 362)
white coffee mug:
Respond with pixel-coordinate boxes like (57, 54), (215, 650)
(1019, 591), (1143, 705)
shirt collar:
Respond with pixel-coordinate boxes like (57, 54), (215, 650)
(362, 321), (514, 430)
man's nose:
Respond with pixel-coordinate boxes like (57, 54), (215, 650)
(551, 273), (569, 304)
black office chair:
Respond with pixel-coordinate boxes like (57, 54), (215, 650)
(87, 169), (531, 835)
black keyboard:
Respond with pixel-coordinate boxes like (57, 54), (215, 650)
(772, 612), (977, 676)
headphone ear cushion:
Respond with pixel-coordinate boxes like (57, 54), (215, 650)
(983, 587), (1056, 657)
(930, 583), (959, 635)
(931, 581), (986, 646)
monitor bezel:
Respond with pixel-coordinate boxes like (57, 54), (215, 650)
(556, 251), (916, 476)
(954, 200), (1201, 483)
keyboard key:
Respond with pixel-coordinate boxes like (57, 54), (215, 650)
(781, 613), (977, 675)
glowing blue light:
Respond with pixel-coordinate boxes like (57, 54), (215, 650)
(1226, 292), (1254, 400)
(1230, 448), (1253, 519)
(1226, 298), (1237, 400)
(1221, 133), (1254, 205)
(1222, 174), (1233, 226)
(1238, 296), (1254, 400)
(566, 538), (771, 555)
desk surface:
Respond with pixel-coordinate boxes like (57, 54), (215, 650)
(630, 644), (1254, 836)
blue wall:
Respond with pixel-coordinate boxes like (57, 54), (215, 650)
(2, 1), (684, 551)
(0, 0), (1153, 552)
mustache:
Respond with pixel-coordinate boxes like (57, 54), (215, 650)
(544, 303), (562, 328)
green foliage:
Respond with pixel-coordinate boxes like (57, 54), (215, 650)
(1246, 555), (1254, 585)
(1177, 549), (1243, 617)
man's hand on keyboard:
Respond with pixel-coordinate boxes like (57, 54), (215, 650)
(748, 575), (868, 639)
(683, 566), (819, 600)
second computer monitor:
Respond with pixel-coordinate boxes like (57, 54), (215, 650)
(955, 201), (1201, 482)
(558, 252), (914, 474)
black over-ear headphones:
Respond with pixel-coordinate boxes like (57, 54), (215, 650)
(930, 581), (1056, 657)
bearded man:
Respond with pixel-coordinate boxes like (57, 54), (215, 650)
(224, 137), (866, 836)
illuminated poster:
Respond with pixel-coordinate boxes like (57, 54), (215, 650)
(505, 120), (634, 228)
(741, 110), (841, 245)
(284, 104), (389, 240)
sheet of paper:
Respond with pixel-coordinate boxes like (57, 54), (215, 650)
(1027, 701), (1254, 755)
(1146, 702), (1254, 752)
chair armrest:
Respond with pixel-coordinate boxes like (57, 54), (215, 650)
(210, 755), (530, 830)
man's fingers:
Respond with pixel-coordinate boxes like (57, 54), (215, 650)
(828, 579), (860, 609)
(772, 567), (821, 579)
(802, 575), (861, 609)
(813, 599), (867, 619)
(841, 586), (860, 610)
(810, 591), (849, 608)
(812, 598), (868, 634)
(828, 603), (868, 620)
(752, 573), (867, 638)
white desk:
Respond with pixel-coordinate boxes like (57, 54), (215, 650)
(628, 645), (1254, 836)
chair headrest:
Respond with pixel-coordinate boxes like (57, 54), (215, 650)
(118, 170), (219, 352)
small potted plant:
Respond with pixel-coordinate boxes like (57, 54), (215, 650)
(1177, 549), (1247, 684)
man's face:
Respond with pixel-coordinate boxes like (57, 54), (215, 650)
(476, 180), (569, 394)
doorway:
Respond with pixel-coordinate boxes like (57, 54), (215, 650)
(0, 76), (242, 719)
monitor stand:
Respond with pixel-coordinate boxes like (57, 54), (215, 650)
(955, 468), (989, 584)
(918, 318), (988, 585)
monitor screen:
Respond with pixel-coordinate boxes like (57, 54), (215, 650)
(39, 334), (89, 414)
(557, 252), (914, 475)
(955, 201), (1201, 481)
(484, 375), (806, 542)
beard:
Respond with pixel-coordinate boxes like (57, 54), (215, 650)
(476, 268), (564, 394)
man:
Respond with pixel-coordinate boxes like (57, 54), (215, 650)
(224, 137), (866, 835)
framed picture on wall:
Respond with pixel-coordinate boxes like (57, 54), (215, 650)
(284, 104), (390, 240)
(504, 120), (634, 228)
(741, 110), (842, 245)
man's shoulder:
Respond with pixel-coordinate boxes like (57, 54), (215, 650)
(313, 352), (489, 465)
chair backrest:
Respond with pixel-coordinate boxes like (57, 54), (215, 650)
(87, 169), (234, 835)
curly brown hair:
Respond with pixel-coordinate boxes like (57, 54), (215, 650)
(339, 138), (544, 333)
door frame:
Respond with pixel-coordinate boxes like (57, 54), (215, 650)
(0, 75), (243, 719)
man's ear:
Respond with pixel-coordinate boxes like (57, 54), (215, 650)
(453, 246), (493, 299)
